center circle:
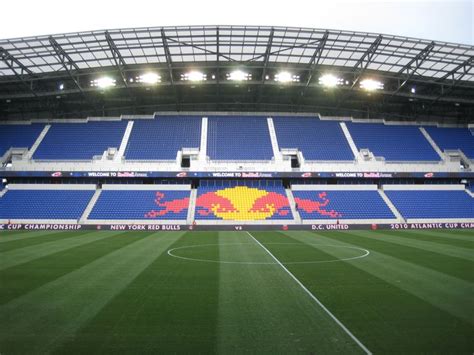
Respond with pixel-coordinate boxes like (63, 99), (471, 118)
(167, 243), (370, 265)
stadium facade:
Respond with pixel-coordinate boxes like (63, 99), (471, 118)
(0, 26), (473, 229)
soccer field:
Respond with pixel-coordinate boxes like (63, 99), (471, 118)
(0, 229), (473, 354)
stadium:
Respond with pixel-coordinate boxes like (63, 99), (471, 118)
(0, 22), (473, 354)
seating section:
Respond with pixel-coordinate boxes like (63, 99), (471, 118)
(293, 189), (395, 220)
(89, 190), (190, 220)
(195, 180), (292, 220)
(347, 122), (439, 161)
(0, 124), (44, 156)
(385, 190), (474, 219)
(33, 121), (127, 160)
(207, 116), (273, 160)
(0, 189), (94, 219)
(273, 116), (354, 160)
(125, 116), (202, 160)
(424, 126), (474, 159)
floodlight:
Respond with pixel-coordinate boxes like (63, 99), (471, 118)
(91, 77), (116, 89)
(58, 83), (65, 90)
(275, 71), (299, 83)
(181, 71), (206, 82)
(138, 73), (161, 84)
(319, 74), (342, 87)
(360, 79), (383, 91)
(227, 70), (251, 81)
(411, 87), (416, 94)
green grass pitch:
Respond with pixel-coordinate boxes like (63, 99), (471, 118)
(0, 229), (473, 354)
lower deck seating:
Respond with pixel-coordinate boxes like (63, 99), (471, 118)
(293, 189), (395, 220)
(385, 190), (474, 219)
(89, 190), (190, 220)
(195, 180), (292, 220)
(0, 189), (94, 219)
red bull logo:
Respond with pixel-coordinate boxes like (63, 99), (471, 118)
(196, 186), (291, 220)
(145, 192), (190, 218)
(294, 192), (342, 218)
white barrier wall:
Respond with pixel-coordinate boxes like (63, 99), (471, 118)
(292, 184), (378, 190)
(382, 184), (465, 191)
(8, 184), (96, 190)
(101, 184), (191, 190)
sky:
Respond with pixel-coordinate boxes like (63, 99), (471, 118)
(0, 0), (472, 44)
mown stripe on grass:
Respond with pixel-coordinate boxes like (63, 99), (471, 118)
(54, 231), (219, 354)
(0, 231), (145, 305)
(215, 231), (365, 354)
(0, 230), (65, 243)
(382, 229), (474, 249)
(358, 230), (474, 261)
(0, 230), (115, 271)
(0, 231), (183, 355)
(405, 229), (474, 243)
(262, 231), (473, 354)
(324, 230), (474, 282)
(287, 231), (474, 324)
(335, 231), (474, 282)
(0, 230), (92, 252)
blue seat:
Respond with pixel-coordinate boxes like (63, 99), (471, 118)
(0, 124), (44, 156)
(347, 122), (440, 161)
(125, 116), (202, 160)
(89, 190), (190, 220)
(424, 126), (474, 159)
(0, 190), (94, 219)
(273, 116), (354, 160)
(386, 190), (474, 219)
(207, 116), (273, 160)
(292, 190), (395, 220)
(33, 121), (127, 160)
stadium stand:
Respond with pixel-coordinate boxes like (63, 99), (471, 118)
(273, 116), (354, 160)
(424, 126), (474, 159)
(195, 180), (292, 220)
(125, 116), (202, 160)
(0, 124), (44, 156)
(292, 188), (395, 220)
(385, 189), (474, 219)
(89, 189), (190, 220)
(33, 121), (127, 160)
(346, 122), (440, 161)
(207, 116), (273, 160)
(0, 188), (94, 220)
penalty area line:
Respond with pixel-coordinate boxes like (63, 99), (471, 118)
(246, 231), (372, 355)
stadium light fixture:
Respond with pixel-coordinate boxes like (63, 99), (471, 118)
(360, 79), (384, 91)
(137, 73), (161, 85)
(91, 77), (116, 89)
(58, 83), (65, 91)
(227, 70), (251, 81)
(411, 87), (416, 94)
(275, 71), (299, 83)
(181, 71), (207, 82)
(319, 74), (343, 87)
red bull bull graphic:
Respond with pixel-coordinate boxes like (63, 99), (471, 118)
(294, 191), (342, 218)
(88, 190), (190, 220)
(145, 192), (190, 218)
(195, 186), (292, 220)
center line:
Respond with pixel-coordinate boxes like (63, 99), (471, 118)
(246, 231), (372, 355)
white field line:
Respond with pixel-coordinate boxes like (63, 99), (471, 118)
(246, 231), (372, 355)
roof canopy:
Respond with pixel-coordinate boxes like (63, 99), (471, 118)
(0, 26), (473, 122)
